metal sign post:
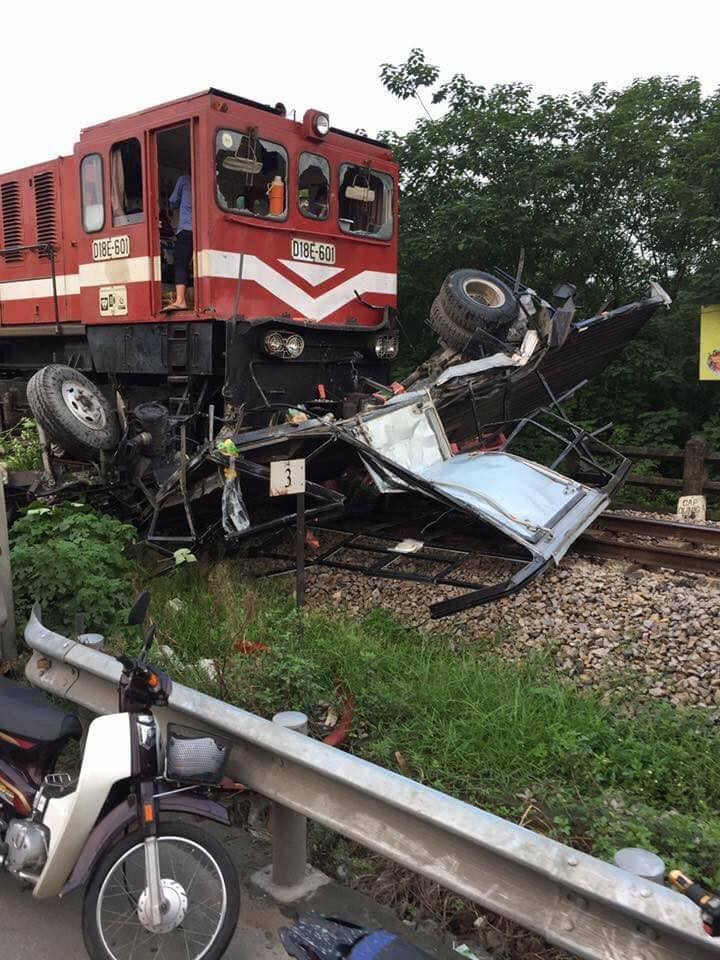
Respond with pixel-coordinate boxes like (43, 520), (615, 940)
(269, 460), (307, 636)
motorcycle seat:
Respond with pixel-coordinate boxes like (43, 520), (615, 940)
(0, 676), (82, 744)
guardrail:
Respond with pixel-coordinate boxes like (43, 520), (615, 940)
(24, 612), (720, 960)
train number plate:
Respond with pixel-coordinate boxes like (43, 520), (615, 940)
(291, 237), (335, 265)
(92, 235), (130, 262)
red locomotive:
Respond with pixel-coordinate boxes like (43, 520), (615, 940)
(0, 89), (670, 613)
(0, 88), (399, 439)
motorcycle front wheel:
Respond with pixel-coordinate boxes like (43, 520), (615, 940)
(82, 820), (240, 960)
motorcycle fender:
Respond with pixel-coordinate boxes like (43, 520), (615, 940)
(33, 713), (133, 899)
(59, 791), (231, 897)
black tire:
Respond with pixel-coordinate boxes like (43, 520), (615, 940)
(438, 269), (518, 336)
(26, 364), (119, 459)
(82, 820), (240, 960)
(429, 298), (474, 353)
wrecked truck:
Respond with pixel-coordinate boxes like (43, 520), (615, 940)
(0, 89), (671, 614)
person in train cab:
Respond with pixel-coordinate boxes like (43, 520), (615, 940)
(165, 172), (193, 310)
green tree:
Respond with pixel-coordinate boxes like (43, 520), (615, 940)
(381, 50), (720, 441)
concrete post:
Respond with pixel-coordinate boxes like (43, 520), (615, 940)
(271, 710), (308, 888)
(682, 437), (708, 496)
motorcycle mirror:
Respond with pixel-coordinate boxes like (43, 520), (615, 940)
(141, 623), (157, 657)
(128, 591), (151, 627)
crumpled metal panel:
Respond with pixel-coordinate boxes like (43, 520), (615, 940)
(350, 392), (608, 561)
(421, 452), (607, 554)
(435, 329), (540, 385)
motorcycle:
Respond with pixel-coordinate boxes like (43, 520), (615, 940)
(0, 591), (240, 960)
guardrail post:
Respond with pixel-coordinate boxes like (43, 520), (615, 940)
(271, 710), (308, 888)
(250, 708), (329, 902)
(614, 847), (666, 884)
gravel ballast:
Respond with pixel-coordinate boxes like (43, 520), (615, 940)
(291, 511), (720, 712)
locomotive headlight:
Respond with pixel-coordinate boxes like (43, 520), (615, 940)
(264, 332), (285, 356)
(374, 335), (399, 360)
(314, 113), (330, 136)
(285, 334), (305, 358)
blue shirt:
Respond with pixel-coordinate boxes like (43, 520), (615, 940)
(169, 175), (192, 233)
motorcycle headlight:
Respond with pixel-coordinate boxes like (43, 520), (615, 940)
(374, 335), (399, 360)
(285, 334), (305, 358)
(264, 331), (285, 356)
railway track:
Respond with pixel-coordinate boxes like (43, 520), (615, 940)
(575, 513), (720, 576)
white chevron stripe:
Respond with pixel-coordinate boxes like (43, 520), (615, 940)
(78, 256), (152, 287)
(0, 251), (395, 322)
(277, 259), (344, 286)
(197, 250), (395, 321)
(0, 256), (154, 302)
(0, 273), (80, 301)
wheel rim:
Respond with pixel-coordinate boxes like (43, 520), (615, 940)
(95, 836), (228, 960)
(61, 380), (107, 430)
(462, 278), (506, 308)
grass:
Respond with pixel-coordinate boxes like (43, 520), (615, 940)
(144, 560), (720, 887)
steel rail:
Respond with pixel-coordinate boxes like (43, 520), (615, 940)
(23, 612), (720, 960)
(596, 514), (720, 546)
(575, 530), (720, 575)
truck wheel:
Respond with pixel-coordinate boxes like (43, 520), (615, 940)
(430, 298), (497, 357)
(438, 269), (518, 337)
(26, 365), (119, 459)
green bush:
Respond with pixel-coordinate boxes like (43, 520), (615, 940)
(10, 503), (135, 634)
(0, 418), (43, 471)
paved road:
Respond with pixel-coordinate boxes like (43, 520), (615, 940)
(0, 822), (462, 960)
(0, 857), (288, 960)
(0, 824), (290, 960)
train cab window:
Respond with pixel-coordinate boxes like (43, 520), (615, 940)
(298, 153), (329, 220)
(215, 129), (287, 219)
(80, 154), (105, 233)
(338, 164), (393, 240)
(110, 138), (144, 226)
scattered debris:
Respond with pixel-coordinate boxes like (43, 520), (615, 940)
(10, 273), (671, 614)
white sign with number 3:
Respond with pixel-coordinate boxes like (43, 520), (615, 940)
(269, 459), (306, 496)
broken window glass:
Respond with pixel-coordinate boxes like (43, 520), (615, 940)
(215, 128), (287, 219)
(298, 152), (329, 220)
(110, 138), (144, 227)
(338, 164), (393, 239)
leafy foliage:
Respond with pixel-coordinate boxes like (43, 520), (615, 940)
(380, 51), (720, 444)
(0, 418), (43, 471)
(10, 503), (135, 633)
(149, 564), (720, 886)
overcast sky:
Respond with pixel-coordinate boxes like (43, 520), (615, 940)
(2, 0), (718, 173)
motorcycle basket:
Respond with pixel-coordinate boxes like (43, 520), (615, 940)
(165, 723), (230, 784)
